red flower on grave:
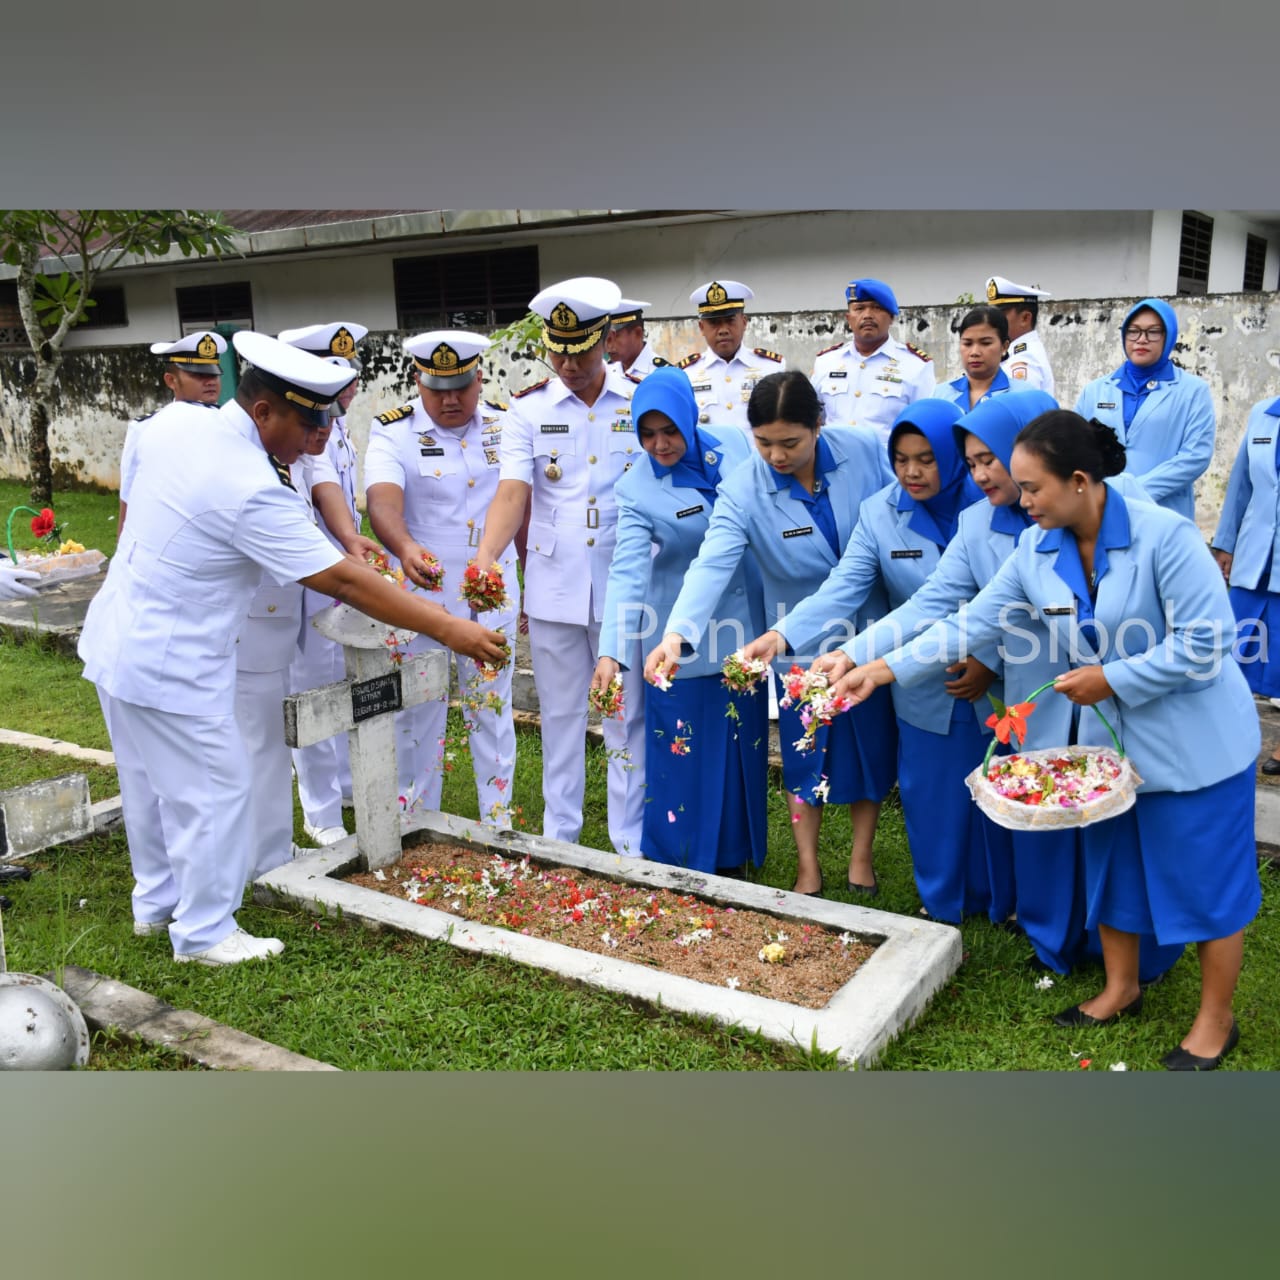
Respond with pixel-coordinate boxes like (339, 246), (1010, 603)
(30, 507), (56, 538)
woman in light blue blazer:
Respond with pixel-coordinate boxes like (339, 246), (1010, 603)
(835, 411), (1261, 1070)
(593, 368), (768, 875)
(739, 397), (1010, 924)
(1074, 297), (1215, 523)
(934, 305), (1029, 411)
(645, 370), (895, 897)
(1212, 392), (1280, 771)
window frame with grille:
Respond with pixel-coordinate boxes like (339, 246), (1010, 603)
(1243, 234), (1268, 293)
(392, 246), (540, 331)
(1176, 211), (1214, 296)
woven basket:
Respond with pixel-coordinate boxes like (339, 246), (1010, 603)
(965, 680), (1142, 832)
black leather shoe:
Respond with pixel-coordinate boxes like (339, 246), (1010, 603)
(847, 878), (879, 898)
(1052, 993), (1144, 1028)
(0, 895), (11, 911)
(1262, 758), (1280, 776)
(1162, 1020), (1239, 1071)
(0, 864), (32, 883)
(796, 870), (824, 898)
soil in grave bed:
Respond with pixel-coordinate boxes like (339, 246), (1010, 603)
(345, 842), (879, 1010)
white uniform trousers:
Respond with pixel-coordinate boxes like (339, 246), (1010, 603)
(395, 652), (517, 827)
(288, 619), (351, 829)
(95, 690), (251, 954)
(527, 617), (647, 855)
(234, 667), (296, 882)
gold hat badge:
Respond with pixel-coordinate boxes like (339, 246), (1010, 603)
(330, 326), (357, 358)
(550, 302), (579, 331)
(433, 343), (459, 371)
(706, 282), (728, 306)
(196, 333), (219, 359)
(986, 280), (999, 302)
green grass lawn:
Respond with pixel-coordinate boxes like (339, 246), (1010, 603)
(3, 633), (1277, 1070)
(1, 480), (120, 563)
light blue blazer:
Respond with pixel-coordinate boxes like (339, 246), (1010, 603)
(886, 492), (1259, 792)
(1075, 367), (1215, 523)
(1211, 396), (1280, 591)
(934, 368), (1030, 408)
(599, 430), (763, 677)
(665, 426), (892, 656)
(778, 480), (988, 734)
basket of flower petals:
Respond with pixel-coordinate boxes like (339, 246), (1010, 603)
(964, 680), (1142, 831)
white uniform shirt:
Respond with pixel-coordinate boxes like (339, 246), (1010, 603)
(310, 415), (360, 550)
(119, 401), (220, 503)
(363, 397), (519, 616)
(678, 344), (785, 432)
(80, 400), (342, 716)
(623, 342), (670, 381)
(1005, 327), (1055, 397)
(500, 364), (640, 624)
(809, 336), (936, 449)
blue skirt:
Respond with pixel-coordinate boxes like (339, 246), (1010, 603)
(641, 672), (769, 873)
(1082, 765), (1262, 945)
(776, 669), (897, 805)
(1229, 582), (1280, 697)
(898, 703), (1014, 923)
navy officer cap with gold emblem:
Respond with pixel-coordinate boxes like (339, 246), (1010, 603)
(232, 330), (357, 428)
(611, 298), (651, 329)
(404, 330), (492, 389)
(276, 320), (369, 369)
(986, 276), (1053, 305)
(690, 279), (753, 316)
(150, 331), (227, 374)
(529, 277), (621, 355)
(845, 278), (898, 315)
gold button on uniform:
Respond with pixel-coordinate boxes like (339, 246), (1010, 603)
(267, 604), (277, 613)
(459, 440), (467, 448)
(587, 537), (595, 546)
(588, 454), (597, 463)
(467, 478), (476, 488)
(854, 391), (861, 398)
(588, 496), (596, 505)
(587, 412), (595, 421)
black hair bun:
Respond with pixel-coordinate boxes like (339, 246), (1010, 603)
(1087, 418), (1127, 477)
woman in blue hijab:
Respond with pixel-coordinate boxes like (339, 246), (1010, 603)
(1075, 298), (1216, 523)
(739, 399), (1010, 923)
(593, 366), (768, 875)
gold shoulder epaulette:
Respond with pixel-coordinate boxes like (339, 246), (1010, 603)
(676, 352), (702, 369)
(753, 347), (783, 363)
(484, 399), (509, 413)
(513, 377), (550, 399)
(905, 343), (932, 363)
(814, 342), (843, 358)
(374, 401), (416, 425)
(651, 355), (671, 367)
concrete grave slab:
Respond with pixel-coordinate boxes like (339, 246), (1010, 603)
(254, 812), (961, 1068)
(1, 774), (94, 861)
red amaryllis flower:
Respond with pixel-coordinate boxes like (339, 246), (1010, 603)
(985, 701), (1037, 747)
(30, 507), (56, 538)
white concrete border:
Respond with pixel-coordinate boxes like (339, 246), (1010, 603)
(254, 812), (963, 1068)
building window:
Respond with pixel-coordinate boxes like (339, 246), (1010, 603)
(0, 280), (127, 340)
(1243, 234), (1268, 292)
(176, 281), (254, 330)
(393, 246), (540, 330)
(1176, 211), (1213, 295)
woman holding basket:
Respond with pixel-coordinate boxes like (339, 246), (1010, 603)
(831, 410), (1262, 1070)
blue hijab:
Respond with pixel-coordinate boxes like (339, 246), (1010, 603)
(632, 366), (726, 500)
(952, 389), (1058, 536)
(1115, 297), (1178, 428)
(887, 397), (971, 546)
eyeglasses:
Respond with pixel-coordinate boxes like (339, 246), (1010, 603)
(1125, 326), (1165, 342)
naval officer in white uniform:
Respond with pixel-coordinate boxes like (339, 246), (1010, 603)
(985, 275), (1055, 396)
(606, 299), (669, 380)
(79, 332), (507, 966)
(677, 280), (784, 432)
(364, 331), (520, 824)
(809, 277), (935, 449)
(475, 277), (648, 854)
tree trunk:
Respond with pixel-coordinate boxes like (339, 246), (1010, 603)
(26, 355), (60, 506)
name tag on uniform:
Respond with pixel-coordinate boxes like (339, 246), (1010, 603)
(1097, 402), (1117, 410)
(890, 549), (923, 559)
(783, 526), (814, 539)
(676, 505), (705, 519)
(827, 369), (847, 379)
(419, 447), (444, 456)
(1253, 437), (1273, 444)
(1043, 605), (1076, 616)
(541, 424), (570, 434)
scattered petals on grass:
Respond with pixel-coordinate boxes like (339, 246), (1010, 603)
(725, 976), (741, 990)
(1034, 974), (1055, 990)
(1109, 1062), (1127, 1071)
(1079, 1058), (1092, 1069)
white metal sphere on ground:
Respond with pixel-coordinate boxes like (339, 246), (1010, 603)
(0, 973), (91, 1070)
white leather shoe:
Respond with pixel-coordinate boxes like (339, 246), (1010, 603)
(304, 823), (348, 846)
(1269, 697), (1280, 711)
(174, 928), (285, 966)
(133, 917), (174, 937)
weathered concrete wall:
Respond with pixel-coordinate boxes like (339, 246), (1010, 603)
(2, 291), (1278, 536)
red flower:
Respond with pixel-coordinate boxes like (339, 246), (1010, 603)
(985, 701), (1037, 746)
(30, 507), (56, 538)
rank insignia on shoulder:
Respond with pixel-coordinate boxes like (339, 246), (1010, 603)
(375, 402), (416, 425)
(651, 356), (671, 367)
(624, 371), (643, 385)
(513, 378), (550, 399)
(814, 342), (843, 358)
(905, 343), (932, 363)
(484, 399), (508, 413)
(1013, 341), (1028, 353)
(753, 348), (783, 363)
(132, 409), (158, 423)
(677, 352), (702, 369)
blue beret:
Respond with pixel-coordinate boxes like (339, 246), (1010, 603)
(845, 278), (898, 315)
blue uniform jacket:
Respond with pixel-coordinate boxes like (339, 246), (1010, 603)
(886, 491), (1258, 792)
(1211, 396), (1280, 591)
(599, 429), (763, 676)
(1075, 368), (1215, 523)
(665, 426), (892, 658)
(779, 480), (991, 734)
(935, 368), (1028, 407)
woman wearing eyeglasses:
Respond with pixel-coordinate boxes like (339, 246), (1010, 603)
(1074, 298), (1216, 524)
